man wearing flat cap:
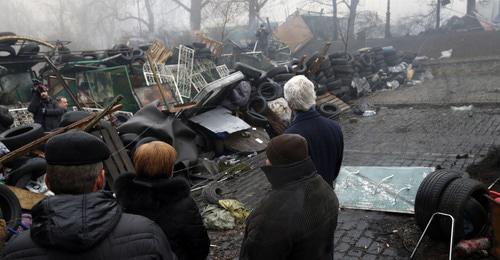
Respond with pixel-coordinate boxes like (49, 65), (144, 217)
(2, 130), (177, 260)
(240, 134), (339, 260)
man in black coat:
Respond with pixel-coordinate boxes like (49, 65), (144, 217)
(114, 173), (210, 260)
(284, 75), (344, 187)
(28, 81), (65, 131)
(240, 134), (339, 260)
(2, 131), (177, 260)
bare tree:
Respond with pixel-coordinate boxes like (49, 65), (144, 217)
(205, 0), (243, 41)
(171, 0), (211, 30)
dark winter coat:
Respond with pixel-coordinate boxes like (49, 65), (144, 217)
(285, 108), (344, 185)
(114, 173), (210, 260)
(2, 191), (177, 260)
(240, 158), (339, 260)
(28, 93), (64, 131)
(0, 105), (13, 133)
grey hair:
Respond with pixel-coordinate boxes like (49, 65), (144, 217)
(46, 162), (103, 194)
(284, 75), (316, 111)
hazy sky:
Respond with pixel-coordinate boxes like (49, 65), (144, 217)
(261, 0), (469, 23)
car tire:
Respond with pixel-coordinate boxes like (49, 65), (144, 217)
(318, 103), (341, 118)
(273, 73), (295, 82)
(0, 124), (44, 151)
(258, 82), (281, 101)
(437, 178), (488, 242)
(0, 185), (22, 229)
(414, 169), (465, 239)
(247, 96), (268, 114)
(266, 66), (290, 78)
(305, 52), (320, 68)
(243, 110), (268, 127)
(235, 62), (264, 80)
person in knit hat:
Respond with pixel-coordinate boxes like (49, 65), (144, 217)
(240, 134), (340, 260)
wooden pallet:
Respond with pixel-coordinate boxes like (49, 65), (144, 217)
(91, 124), (134, 189)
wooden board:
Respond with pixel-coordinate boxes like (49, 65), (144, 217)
(7, 186), (46, 210)
(91, 124), (134, 189)
(274, 15), (314, 54)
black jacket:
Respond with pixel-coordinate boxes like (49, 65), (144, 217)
(0, 105), (13, 133)
(114, 173), (210, 260)
(240, 158), (339, 260)
(2, 191), (177, 260)
(285, 108), (344, 185)
(28, 93), (64, 131)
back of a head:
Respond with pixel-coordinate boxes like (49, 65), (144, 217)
(266, 134), (309, 166)
(133, 141), (177, 178)
(45, 130), (110, 195)
(284, 75), (317, 112)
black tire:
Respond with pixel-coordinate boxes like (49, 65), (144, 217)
(326, 79), (344, 90)
(243, 110), (268, 127)
(318, 103), (341, 119)
(0, 184), (22, 229)
(234, 62), (264, 80)
(330, 58), (349, 65)
(0, 44), (16, 58)
(319, 59), (331, 71)
(17, 43), (40, 57)
(0, 32), (17, 45)
(258, 82), (281, 101)
(438, 178), (488, 243)
(305, 52), (320, 68)
(202, 183), (225, 204)
(248, 96), (268, 114)
(0, 124), (44, 151)
(414, 169), (465, 239)
(330, 86), (351, 97)
(6, 157), (47, 186)
(325, 67), (336, 78)
(463, 197), (488, 239)
(266, 66), (290, 78)
(333, 65), (354, 74)
(316, 85), (328, 96)
(272, 73), (295, 82)
(59, 111), (91, 127)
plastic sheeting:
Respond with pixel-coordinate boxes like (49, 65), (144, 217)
(335, 166), (435, 214)
(117, 101), (198, 165)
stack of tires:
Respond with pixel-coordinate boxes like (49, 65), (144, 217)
(372, 47), (388, 71)
(327, 53), (356, 101)
(415, 169), (489, 243)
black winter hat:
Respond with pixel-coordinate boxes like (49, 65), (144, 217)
(45, 130), (111, 165)
(266, 134), (308, 166)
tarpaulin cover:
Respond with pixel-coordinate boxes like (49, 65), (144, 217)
(335, 166), (435, 214)
(117, 101), (198, 165)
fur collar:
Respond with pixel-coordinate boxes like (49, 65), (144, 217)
(113, 173), (191, 212)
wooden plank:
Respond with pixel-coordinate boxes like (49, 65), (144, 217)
(7, 186), (46, 210)
(106, 127), (135, 172)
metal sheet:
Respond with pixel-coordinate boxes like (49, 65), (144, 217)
(335, 166), (435, 214)
(189, 107), (250, 135)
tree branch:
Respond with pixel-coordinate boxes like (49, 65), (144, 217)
(201, 0), (210, 9)
(172, 0), (191, 12)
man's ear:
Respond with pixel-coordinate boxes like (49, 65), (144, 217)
(94, 169), (106, 191)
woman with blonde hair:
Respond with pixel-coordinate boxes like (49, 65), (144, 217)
(114, 141), (210, 260)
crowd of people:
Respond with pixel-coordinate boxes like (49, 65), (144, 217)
(1, 75), (345, 259)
